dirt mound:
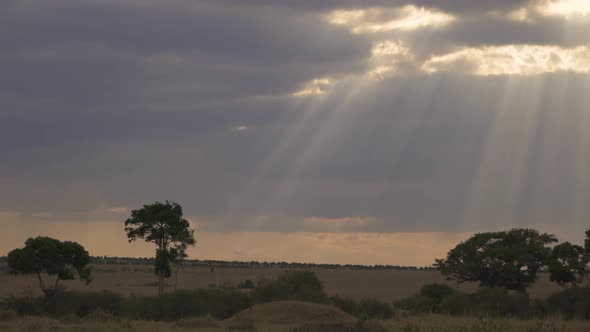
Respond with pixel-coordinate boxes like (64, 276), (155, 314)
(231, 301), (355, 325)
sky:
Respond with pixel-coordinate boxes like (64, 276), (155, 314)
(1, 0), (590, 266)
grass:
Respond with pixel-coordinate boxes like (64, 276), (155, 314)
(1, 315), (590, 332)
(3, 267), (590, 331)
(0, 264), (575, 302)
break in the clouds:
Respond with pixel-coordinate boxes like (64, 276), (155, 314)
(2, 0), (590, 260)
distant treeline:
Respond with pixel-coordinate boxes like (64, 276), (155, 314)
(87, 256), (436, 271)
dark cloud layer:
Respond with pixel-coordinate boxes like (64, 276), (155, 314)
(1, 0), (590, 234)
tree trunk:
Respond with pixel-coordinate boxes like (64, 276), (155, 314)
(37, 273), (47, 295)
(174, 266), (179, 292)
(158, 270), (164, 296)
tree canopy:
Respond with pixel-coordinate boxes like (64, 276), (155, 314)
(548, 241), (590, 287)
(7, 237), (91, 296)
(434, 228), (557, 293)
(124, 200), (196, 296)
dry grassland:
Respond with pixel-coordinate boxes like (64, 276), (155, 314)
(2, 314), (590, 332)
(0, 264), (569, 301)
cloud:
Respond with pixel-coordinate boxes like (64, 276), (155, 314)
(327, 6), (455, 33)
(536, 0), (590, 18)
(1, 0), (590, 254)
(423, 45), (590, 75)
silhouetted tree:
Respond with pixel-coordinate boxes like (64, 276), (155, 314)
(124, 201), (196, 296)
(434, 228), (557, 293)
(7, 237), (91, 296)
(548, 241), (590, 287)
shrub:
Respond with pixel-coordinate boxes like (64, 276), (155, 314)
(439, 293), (471, 316)
(331, 296), (359, 315)
(5, 291), (124, 317)
(330, 296), (393, 319)
(396, 295), (437, 313)
(254, 270), (326, 303)
(356, 299), (393, 319)
(469, 287), (531, 318)
(124, 288), (253, 320)
(237, 280), (256, 289)
(419, 283), (457, 302)
(545, 287), (590, 319)
(397, 284), (532, 318)
(396, 283), (457, 314)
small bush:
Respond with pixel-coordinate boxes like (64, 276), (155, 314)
(396, 295), (438, 313)
(5, 291), (124, 317)
(237, 280), (256, 289)
(397, 284), (532, 318)
(357, 299), (393, 319)
(545, 287), (590, 319)
(330, 296), (393, 319)
(331, 296), (359, 315)
(124, 288), (253, 320)
(254, 270), (327, 303)
(439, 293), (471, 316)
(396, 283), (458, 314)
(469, 287), (531, 318)
(419, 283), (457, 301)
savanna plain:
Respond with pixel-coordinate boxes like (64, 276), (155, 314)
(1, 263), (590, 332)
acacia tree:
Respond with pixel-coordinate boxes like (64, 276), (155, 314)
(434, 228), (557, 293)
(548, 241), (590, 287)
(7, 237), (92, 296)
(124, 201), (196, 296)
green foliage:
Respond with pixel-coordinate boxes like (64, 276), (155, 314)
(397, 284), (533, 318)
(356, 299), (393, 319)
(548, 242), (590, 287)
(124, 288), (253, 320)
(545, 287), (590, 319)
(435, 228), (557, 292)
(469, 287), (532, 318)
(254, 270), (327, 303)
(330, 296), (358, 315)
(5, 291), (123, 318)
(124, 201), (196, 296)
(237, 279), (256, 289)
(418, 283), (457, 302)
(7, 237), (92, 296)
(330, 296), (393, 319)
(5, 288), (250, 321)
(396, 283), (458, 314)
(439, 293), (471, 316)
